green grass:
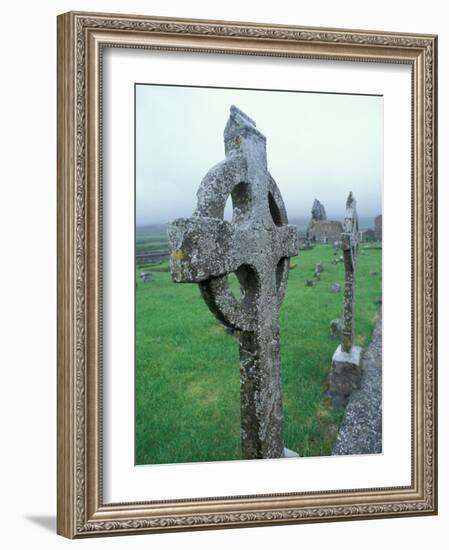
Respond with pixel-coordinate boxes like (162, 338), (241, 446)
(135, 244), (382, 465)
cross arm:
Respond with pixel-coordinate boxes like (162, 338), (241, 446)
(167, 217), (237, 283)
(274, 224), (299, 260)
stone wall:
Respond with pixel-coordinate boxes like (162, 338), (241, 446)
(136, 249), (170, 265)
(307, 220), (343, 243)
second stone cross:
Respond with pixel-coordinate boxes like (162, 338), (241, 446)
(168, 105), (298, 459)
(328, 192), (362, 404)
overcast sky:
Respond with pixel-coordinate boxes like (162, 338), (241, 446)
(136, 84), (383, 226)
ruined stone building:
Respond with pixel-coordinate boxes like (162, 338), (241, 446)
(306, 199), (343, 243)
(374, 214), (382, 241)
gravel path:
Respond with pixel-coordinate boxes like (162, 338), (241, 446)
(332, 312), (382, 455)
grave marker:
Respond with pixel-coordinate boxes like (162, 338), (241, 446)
(327, 192), (362, 403)
(168, 106), (298, 459)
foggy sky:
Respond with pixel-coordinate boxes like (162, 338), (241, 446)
(136, 84), (383, 226)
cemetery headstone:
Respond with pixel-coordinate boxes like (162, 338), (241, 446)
(330, 319), (343, 339)
(331, 282), (341, 293)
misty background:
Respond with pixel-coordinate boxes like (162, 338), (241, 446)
(135, 84), (383, 228)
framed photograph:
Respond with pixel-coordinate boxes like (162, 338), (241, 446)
(57, 11), (438, 538)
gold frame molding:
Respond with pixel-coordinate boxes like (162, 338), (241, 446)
(57, 11), (438, 539)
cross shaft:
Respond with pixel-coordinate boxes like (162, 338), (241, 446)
(341, 192), (359, 352)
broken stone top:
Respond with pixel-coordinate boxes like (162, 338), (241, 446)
(341, 191), (359, 275)
(343, 192), (358, 235)
(311, 199), (327, 221)
(224, 105), (267, 164)
(346, 191), (355, 209)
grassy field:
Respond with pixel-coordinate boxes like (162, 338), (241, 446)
(135, 238), (382, 465)
(136, 224), (169, 253)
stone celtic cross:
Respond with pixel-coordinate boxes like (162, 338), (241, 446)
(328, 192), (362, 403)
(167, 106), (298, 459)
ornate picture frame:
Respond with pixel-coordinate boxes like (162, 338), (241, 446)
(57, 11), (437, 538)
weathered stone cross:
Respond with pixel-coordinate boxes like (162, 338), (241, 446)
(328, 192), (362, 404)
(341, 192), (360, 353)
(167, 105), (298, 459)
